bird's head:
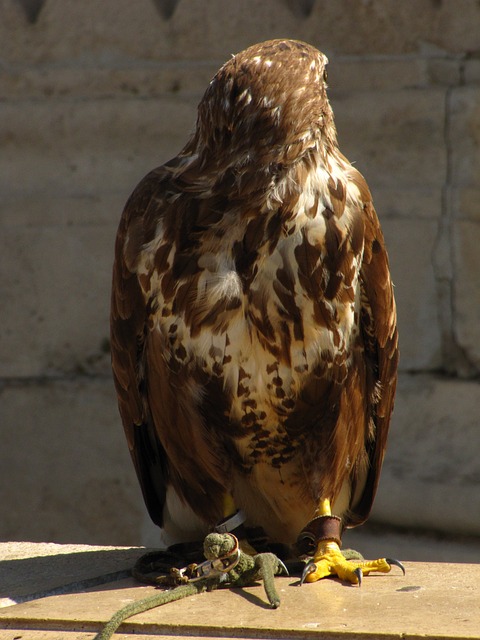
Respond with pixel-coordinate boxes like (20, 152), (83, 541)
(194, 39), (337, 170)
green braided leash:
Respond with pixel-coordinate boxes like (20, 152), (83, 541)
(93, 532), (288, 640)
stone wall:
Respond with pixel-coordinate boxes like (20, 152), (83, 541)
(1, 0), (479, 545)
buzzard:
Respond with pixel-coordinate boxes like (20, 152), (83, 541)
(111, 39), (399, 584)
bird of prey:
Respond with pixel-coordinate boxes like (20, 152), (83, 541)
(110, 39), (399, 584)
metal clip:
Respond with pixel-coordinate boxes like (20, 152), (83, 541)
(176, 534), (241, 583)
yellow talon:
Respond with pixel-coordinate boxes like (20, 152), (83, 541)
(303, 540), (401, 585)
(300, 499), (404, 585)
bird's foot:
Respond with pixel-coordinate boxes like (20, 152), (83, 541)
(301, 541), (404, 585)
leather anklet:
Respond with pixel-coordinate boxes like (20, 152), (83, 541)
(296, 515), (343, 556)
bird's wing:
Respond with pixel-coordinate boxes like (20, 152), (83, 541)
(110, 168), (171, 527)
(346, 170), (398, 527)
(110, 166), (232, 527)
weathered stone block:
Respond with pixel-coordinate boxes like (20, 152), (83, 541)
(4, 51), (452, 105)
(0, 378), (145, 545)
(372, 374), (480, 536)
(0, 98), (197, 199)
(331, 58), (429, 92)
(0, 0), (296, 64)
(452, 187), (480, 222)
(465, 59), (480, 85)
(0, 0), (164, 63)
(0, 62), (219, 101)
(331, 88), (446, 216)
(370, 186), (443, 222)
(1, 193), (123, 228)
(0, 215), (115, 377)
(0, 91), (199, 380)
(382, 219), (443, 371)
(3, 0), (480, 68)
(449, 87), (480, 189)
(303, 0), (480, 55)
(426, 58), (463, 87)
(452, 221), (480, 371)
(447, 87), (480, 374)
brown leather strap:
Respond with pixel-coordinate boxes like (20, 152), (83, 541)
(296, 515), (343, 556)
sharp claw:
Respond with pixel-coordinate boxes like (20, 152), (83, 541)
(277, 558), (289, 577)
(300, 561), (316, 585)
(386, 558), (406, 575)
(354, 567), (363, 587)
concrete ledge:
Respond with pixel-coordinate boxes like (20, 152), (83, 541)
(0, 543), (478, 639)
